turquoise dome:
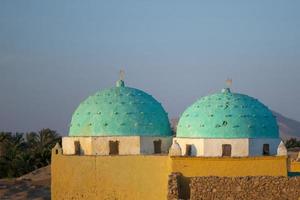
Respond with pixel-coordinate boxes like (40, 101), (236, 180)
(69, 80), (171, 136)
(177, 88), (279, 138)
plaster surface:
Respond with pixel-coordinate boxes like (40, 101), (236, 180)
(62, 136), (172, 155)
(249, 138), (280, 156)
(174, 137), (281, 157)
(51, 153), (287, 200)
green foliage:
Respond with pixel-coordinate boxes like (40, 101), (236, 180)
(0, 128), (61, 178)
(285, 138), (300, 149)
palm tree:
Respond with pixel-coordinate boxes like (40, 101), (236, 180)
(0, 132), (27, 177)
(0, 129), (61, 178)
(27, 129), (61, 167)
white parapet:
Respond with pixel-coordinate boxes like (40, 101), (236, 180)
(173, 137), (281, 157)
(62, 136), (172, 155)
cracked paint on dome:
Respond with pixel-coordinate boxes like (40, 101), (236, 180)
(177, 88), (279, 138)
(69, 80), (171, 136)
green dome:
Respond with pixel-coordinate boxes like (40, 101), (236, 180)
(177, 88), (279, 138)
(69, 80), (171, 137)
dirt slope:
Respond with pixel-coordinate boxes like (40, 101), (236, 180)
(0, 165), (51, 200)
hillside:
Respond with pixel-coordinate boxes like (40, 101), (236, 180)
(171, 111), (300, 140)
(0, 165), (50, 200)
(273, 112), (300, 140)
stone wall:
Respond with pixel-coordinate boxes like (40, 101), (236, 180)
(52, 152), (288, 200)
(167, 173), (180, 200)
(189, 176), (300, 200)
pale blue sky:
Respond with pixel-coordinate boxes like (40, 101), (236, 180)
(1, 1), (300, 134)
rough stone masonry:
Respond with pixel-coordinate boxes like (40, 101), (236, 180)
(168, 173), (300, 200)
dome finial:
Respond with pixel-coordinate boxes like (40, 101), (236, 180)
(116, 69), (125, 87)
(226, 78), (232, 88)
(222, 78), (232, 93)
(119, 69), (125, 81)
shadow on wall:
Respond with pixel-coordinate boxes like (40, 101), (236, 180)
(168, 172), (191, 200)
(178, 175), (191, 199)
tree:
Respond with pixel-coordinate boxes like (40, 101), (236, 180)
(0, 129), (61, 178)
(285, 138), (300, 149)
(0, 132), (27, 177)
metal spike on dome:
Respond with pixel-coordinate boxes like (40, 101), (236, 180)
(119, 69), (125, 81)
(226, 78), (232, 88)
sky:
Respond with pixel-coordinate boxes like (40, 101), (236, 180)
(0, 1), (300, 135)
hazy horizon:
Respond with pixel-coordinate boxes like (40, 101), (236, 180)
(1, 1), (300, 134)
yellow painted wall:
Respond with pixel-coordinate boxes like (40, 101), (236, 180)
(170, 156), (287, 177)
(52, 154), (288, 200)
(290, 161), (300, 172)
(51, 154), (171, 200)
(52, 155), (98, 199)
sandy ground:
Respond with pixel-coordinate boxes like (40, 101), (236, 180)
(0, 165), (51, 200)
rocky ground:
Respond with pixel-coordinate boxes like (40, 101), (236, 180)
(0, 165), (51, 200)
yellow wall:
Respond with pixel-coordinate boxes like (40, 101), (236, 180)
(51, 154), (170, 200)
(171, 156), (287, 177)
(290, 161), (300, 172)
(52, 154), (287, 200)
